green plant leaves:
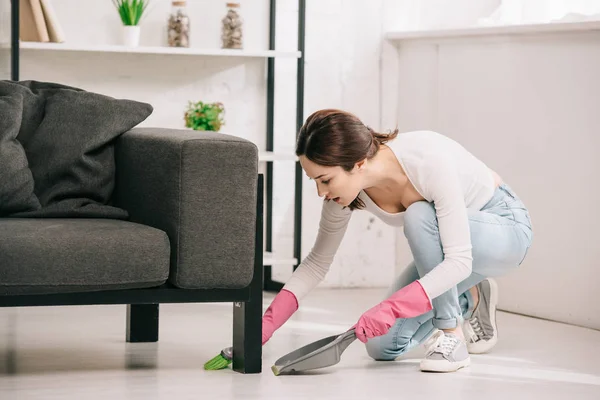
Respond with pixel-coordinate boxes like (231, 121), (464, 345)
(184, 101), (226, 132)
(112, 0), (149, 26)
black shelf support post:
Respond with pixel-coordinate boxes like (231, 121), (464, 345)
(263, 0), (306, 292)
(293, 0), (306, 272)
(11, 0), (20, 81)
(263, 0), (284, 292)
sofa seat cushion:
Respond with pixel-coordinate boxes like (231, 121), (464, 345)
(0, 219), (170, 295)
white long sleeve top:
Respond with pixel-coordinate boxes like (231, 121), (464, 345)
(283, 130), (496, 303)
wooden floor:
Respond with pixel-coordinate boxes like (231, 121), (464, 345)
(1, 288), (599, 399)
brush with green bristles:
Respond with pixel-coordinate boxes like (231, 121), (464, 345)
(204, 346), (233, 370)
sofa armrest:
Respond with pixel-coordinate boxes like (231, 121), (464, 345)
(113, 127), (258, 289)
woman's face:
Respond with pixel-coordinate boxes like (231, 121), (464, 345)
(299, 155), (364, 207)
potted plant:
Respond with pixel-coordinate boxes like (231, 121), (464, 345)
(112, 0), (150, 47)
(184, 101), (225, 132)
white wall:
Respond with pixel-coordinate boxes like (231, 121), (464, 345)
(386, 28), (600, 330)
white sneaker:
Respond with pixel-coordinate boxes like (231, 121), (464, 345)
(464, 278), (499, 354)
(420, 330), (470, 373)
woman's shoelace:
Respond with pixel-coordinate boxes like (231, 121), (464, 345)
(425, 331), (460, 356)
(434, 334), (460, 356)
(422, 330), (443, 351)
(469, 317), (485, 342)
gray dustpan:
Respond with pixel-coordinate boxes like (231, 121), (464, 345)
(271, 328), (357, 376)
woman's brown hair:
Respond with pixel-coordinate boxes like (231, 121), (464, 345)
(296, 109), (398, 210)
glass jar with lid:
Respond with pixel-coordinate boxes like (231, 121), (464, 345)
(221, 2), (243, 49)
(168, 1), (190, 47)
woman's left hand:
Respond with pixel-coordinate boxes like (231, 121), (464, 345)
(354, 280), (432, 343)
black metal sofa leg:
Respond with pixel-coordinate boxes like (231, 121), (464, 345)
(127, 304), (159, 342)
(232, 174), (264, 373)
(232, 294), (262, 373)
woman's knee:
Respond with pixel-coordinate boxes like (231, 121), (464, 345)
(403, 201), (437, 240)
(365, 336), (407, 361)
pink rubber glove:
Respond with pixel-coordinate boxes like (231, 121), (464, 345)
(262, 289), (299, 345)
(354, 280), (432, 343)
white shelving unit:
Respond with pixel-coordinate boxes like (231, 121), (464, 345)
(263, 252), (297, 267)
(2, 41), (301, 59)
(258, 151), (297, 163)
(1, 42), (300, 168)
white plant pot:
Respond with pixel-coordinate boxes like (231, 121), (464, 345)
(123, 25), (141, 47)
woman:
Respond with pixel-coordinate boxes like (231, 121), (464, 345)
(261, 109), (533, 372)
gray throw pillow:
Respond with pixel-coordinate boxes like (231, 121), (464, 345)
(0, 80), (153, 219)
(0, 94), (41, 216)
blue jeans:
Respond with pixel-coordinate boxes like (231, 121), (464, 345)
(365, 184), (533, 360)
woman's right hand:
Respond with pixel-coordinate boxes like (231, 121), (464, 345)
(261, 289), (299, 345)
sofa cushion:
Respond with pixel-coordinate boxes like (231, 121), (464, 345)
(0, 80), (153, 219)
(0, 94), (41, 216)
(0, 219), (170, 295)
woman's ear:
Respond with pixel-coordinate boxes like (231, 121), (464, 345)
(354, 158), (367, 172)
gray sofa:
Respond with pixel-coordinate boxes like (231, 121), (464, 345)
(0, 81), (263, 373)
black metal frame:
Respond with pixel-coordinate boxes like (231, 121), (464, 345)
(10, 0), (19, 81)
(263, 0), (280, 292)
(263, 0), (306, 290)
(294, 0), (306, 272)
(0, 176), (265, 374)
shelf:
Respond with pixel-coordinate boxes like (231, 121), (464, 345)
(385, 19), (600, 42)
(1, 41), (301, 58)
(258, 151), (298, 162)
(263, 251), (297, 266)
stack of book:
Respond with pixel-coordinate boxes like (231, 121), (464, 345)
(20, 0), (65, 43)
